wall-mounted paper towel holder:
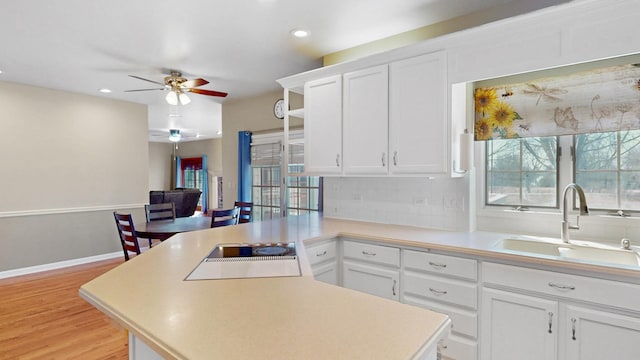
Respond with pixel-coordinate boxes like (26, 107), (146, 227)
(454, 129), (472, 174)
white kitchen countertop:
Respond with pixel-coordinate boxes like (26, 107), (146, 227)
(80, 213), (640, 359)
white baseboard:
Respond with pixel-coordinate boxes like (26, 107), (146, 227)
(0, 251), (124, 279)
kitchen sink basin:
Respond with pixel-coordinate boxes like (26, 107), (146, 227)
(493, 238), (640, 266)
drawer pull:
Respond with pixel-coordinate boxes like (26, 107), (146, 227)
(429, 287), (448, 295)
(548, 312), (553, 334)
(392, 279), (397, 296)
(362, 251), (377, 256)
(548, 282), (576, 291)
(429, 261), (447, 269)
(571, 317), (577, 340)
(316, 250), (327, 257)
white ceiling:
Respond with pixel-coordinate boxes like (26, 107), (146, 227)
(0, 0), (568, 142)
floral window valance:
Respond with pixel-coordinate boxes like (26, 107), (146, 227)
(474, 64), (640, 141)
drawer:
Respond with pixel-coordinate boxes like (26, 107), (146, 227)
(482, 262), (640, 312)
(343, 240), (400, 267)
(404, 272), (477, 309)
(404, 295), (478, 338)
(440, 334), (477, 360)
(306, 241), (337, 266)
(404, 250), (477, 280)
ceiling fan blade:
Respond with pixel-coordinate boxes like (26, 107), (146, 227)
(128, 75), (165, 86)
(186, 88), (228, 97)
(124, 88), (166, 92)
(181, 78), (209, 88)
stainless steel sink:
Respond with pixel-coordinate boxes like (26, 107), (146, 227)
(493, 238), (640, 266)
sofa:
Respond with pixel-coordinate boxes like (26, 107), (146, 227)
(149, 188), (202, 218)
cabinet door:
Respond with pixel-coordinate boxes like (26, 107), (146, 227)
(312, 262), (338, 286)
(481, 288), (558, 360)
(343, 65), (389, 174)
(563, 305), (640, 360)
(343, 261), (399, 301)
(389, 51), (447, 175)
(304, 75), (342, 174)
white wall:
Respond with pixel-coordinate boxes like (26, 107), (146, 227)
(0, 81), (148, 271)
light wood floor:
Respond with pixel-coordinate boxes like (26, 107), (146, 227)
(0, 258), (128, 359)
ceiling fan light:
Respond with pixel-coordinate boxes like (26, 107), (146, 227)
(178, 92), (191, 105)
(165, 91), (178, 105)
(169, 129), (181, 142)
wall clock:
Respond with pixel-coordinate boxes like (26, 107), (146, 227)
(274, 99), (285, 119)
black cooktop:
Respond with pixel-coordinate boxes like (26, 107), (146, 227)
(206, 243), (296, 259)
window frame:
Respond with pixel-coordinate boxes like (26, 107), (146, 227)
(478, 132), (640, 217)
(250, 131), (322, 221)
(484, 136), (560, 210)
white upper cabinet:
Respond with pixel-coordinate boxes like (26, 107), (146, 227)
(343, 65), (389, 175)
(389, 51), (447, 175)
(304, 75), (343, 174)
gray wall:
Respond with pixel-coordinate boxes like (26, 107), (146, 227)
(148, 142), (174, 191)
(0, 81), (148, 271)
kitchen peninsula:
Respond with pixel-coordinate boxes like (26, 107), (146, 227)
(81, 213), (640, 359)
(80, 215), (451, 360)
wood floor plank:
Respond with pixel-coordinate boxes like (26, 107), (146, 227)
(0, 258), (128, 359)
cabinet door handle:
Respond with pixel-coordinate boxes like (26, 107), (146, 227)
(571, 317), (577, 340)
(316, 250), (327, 257)
(392, 279), (397, 296)
(381, 152), (386, 167)
(429, 261), (447, 269)
(336, 154), (340, 167)
(362, 251), (376, 256)
(429, 287), (448, 295)
(548, 312), (553, 334)
(393, 151), (398, 166)
(548, 282), (576, 291)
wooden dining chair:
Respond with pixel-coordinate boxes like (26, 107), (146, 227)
(143, 203), (176, 247)
(113, 212), (142, 261)
(145, 202), (176, 222)
(210, 207), (240, 228)
(234, 201), (253, 224)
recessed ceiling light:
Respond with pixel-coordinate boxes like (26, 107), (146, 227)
(99, 88), (112, 93)
(291, 29), (309, 38)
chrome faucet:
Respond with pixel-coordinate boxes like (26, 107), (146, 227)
(561, 183), (589, 243)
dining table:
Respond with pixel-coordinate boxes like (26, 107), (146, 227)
(135, 216), (212, 241)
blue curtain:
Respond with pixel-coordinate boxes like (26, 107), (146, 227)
(175, 156), (182, 188)
(202, 155), (209, 213)
(238, 131), (252, 202)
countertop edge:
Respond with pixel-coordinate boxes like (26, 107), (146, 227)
(78, 287), (182, 360)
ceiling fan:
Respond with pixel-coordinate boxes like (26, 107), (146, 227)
(149, 128), (199, 142)
(125, 71), (228, 105)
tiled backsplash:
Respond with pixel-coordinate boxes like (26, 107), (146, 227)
(323, 176), (470, 231)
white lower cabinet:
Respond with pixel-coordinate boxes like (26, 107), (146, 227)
(305, 239), (640, 360)
(342, 239), (400, 301)
(481, 262), (640, 360)
(481, 288), (558, 360)
(342, 261), (399, 301)
(402, 249), (478, 360)
(305, 240), (338, 285)
(562, 305), (640, 360)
